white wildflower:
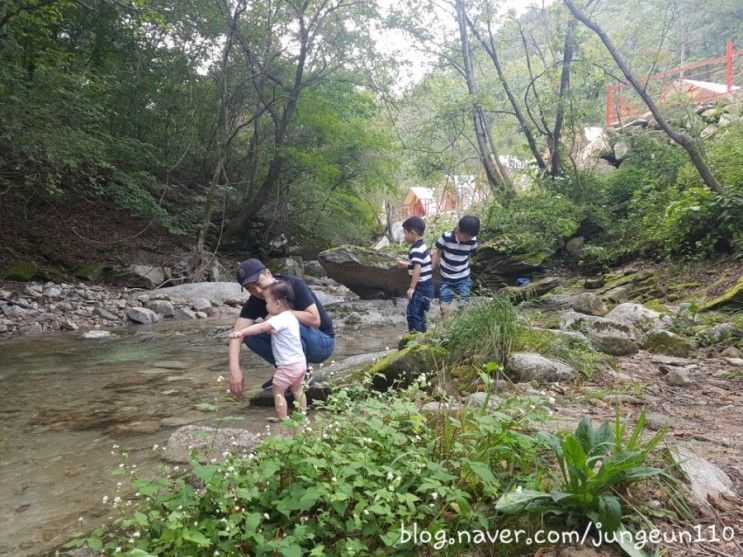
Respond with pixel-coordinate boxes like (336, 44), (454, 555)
(516, 485), (523, 493)
(217, 376), (224, 383)
(386, 471), (394, 480)
(101, 496), (109, 504)
(152, 444), (159, 450)
(431, 492), (439, 500)
(263, 513), (270, 520)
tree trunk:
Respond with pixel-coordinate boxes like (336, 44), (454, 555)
(550, 16), (577, 177)
(223, 15), (311, 242)
(454, 0), (504, 196)
(562, 0), (725, 196)
(467, 10), (546, 171)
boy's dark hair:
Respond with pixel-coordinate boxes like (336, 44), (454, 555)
(458, 215), (480, 236)
(267, 280), (295, 309)
(402, 216), (426, 236)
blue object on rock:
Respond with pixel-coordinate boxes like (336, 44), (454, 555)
(516, 277), (530, 287)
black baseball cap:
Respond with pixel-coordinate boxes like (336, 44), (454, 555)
(236, 258), (265, 287)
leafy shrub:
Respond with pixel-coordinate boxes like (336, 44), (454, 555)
(496, 411), (666, 552)
(483, 187), (584, 254)
(73, 382), (544, 556)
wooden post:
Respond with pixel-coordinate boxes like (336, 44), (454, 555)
(726, 40), (734, 94)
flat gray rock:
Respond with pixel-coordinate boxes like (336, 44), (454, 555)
(165, 425), (260, 463)
(670, 445), (735, 514)
(83, 329), (111, 339)
(506, 352), (576, 383)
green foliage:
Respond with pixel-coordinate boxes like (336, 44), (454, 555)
(496, 411), (665, 534)
(435, 297), (518, 367)
(83, 382), (545, 556)
(482, 187), (583, 255)
(512, 327), (614, 379)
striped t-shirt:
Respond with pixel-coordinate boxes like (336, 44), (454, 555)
(408, 239), (433, 283)
(435, 230), (478, 281)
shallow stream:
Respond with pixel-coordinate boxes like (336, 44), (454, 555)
(0, 318), (398, 556)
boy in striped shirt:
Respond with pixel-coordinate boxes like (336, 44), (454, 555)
(433, 215), (480, 319)
(396, 216), (434, 333)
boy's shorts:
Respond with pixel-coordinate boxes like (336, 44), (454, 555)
(272, 360), (307, 392)
(439, 277), (472, 304)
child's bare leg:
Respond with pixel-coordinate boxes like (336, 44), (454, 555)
(272, 385), (288, 420)
(440, 302), (451, 320)
(290, 384), (307, 414)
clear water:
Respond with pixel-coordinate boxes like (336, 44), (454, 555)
(0, 318), (399, 556)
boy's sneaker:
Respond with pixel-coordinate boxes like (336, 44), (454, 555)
(261, 377), (273, 390)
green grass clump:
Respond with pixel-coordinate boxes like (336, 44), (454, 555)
(436, 296), (518, 368)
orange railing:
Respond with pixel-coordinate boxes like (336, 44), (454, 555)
(606, 40), (743, 127)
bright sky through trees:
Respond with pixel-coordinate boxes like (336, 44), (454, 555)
(375, 0), (555, 88)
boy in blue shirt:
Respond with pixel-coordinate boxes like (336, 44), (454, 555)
(396, 216), (434, 333)
(433, 215), (479, 319)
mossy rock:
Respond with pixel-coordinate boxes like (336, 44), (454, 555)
(5, 262), (39, 281)
(701, 276), (743, 311)
(360, 343), (448, 391)
(40, 267), (69, 283)
(74, 262), (106, 281)
(602, 269), (656, 291)
(643, 299), (670, 314)
(643, 330), (692, 358)
(397, 331), (434, 350)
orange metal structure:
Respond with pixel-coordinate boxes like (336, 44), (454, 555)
(605, 40), (743, 127)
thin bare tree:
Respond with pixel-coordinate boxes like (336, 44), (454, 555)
(563, 0), (726, 196)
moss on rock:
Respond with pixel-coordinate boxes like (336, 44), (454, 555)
(701, 276), (743, 311)
(360, 343), (448, 391)
(5, 262), (39, 281)
(74, 262), (106, 281)
(643, 330), (693, 357)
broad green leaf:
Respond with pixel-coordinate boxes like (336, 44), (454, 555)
(182, 529), (210, 547)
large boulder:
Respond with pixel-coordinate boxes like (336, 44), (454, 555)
(249, 350), (395, 407)
(599, 269), (658, 303)
(471, 241), (550, 288)
(585, 318), (638, 356)
(147, 282), (248, 306)
(318, 245), (410, 298)
(500, 277), (560, 301)
(571, 292), (608, 316)
(604, 303), (660, 331)
(642, 329), (692, 358)
(270, 256), (304, 279)
(506, 352), (576, 383)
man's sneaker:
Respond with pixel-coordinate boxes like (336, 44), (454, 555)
(261, 377), (273, 390)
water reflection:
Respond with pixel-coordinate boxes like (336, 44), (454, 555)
(0, 318), (398, 556)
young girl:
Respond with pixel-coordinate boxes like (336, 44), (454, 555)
(229, 281), (307, 420)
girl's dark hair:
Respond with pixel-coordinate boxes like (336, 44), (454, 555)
(267, 280), (295, 309)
